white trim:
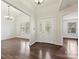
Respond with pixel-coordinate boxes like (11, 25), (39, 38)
(58, 0), (63, 10)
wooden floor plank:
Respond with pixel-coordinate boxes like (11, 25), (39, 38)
(1, 38), (78, 59)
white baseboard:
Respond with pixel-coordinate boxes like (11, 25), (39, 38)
(1, 36), (15, 40)
(34, 40), (63, 46)
(30, 41), (36, 46)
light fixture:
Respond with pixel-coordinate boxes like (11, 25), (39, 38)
(4, 5), (13, 20)
(35, 0), (44, 4)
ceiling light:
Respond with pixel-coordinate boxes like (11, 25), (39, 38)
(35, 0), (43, 4)
(4, 5), (14, 20)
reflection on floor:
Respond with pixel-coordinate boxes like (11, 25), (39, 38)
(1, 37), (78, 59)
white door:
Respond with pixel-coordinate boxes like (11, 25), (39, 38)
(37, 18), (57, 44)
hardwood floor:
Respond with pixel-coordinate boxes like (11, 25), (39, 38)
(1, 38), (78, 59)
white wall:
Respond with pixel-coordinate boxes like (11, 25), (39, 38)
(1, 1), (16, 40)
(15, 13), (36, 45)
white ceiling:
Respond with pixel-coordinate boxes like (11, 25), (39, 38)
(60, 0), (78, 10)
(35, 0), (61, 7)
(35, 0), (62, 17)
(9, 6), (23, 18)
(2, 0), (36, 15)
(2, 0), (78, 17)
